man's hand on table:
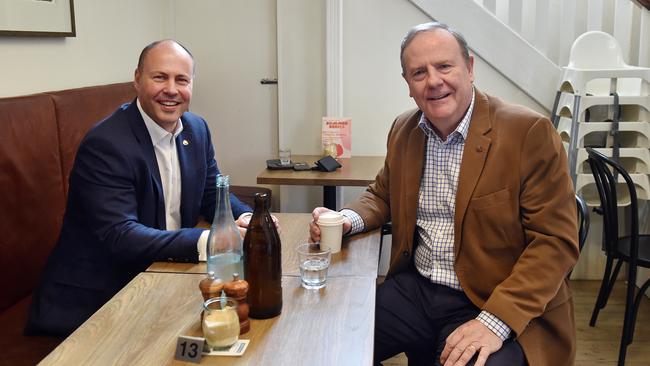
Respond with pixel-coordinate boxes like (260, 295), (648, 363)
(236, 212), (281, 239)
(309, 207), (351, 243)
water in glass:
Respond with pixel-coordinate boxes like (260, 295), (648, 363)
(299, 257), (329, 289)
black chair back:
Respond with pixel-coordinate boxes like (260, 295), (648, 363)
(586, 148), (639, 263)
(569, 194), (590, 278)
(576, 194), (589, 254)
(586, 147), (648, 365)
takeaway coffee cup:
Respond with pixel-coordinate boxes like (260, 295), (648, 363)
(317, 211), (345, 253)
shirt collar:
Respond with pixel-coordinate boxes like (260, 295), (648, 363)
(418, 86), (475, 142)
(136, 98), (183, 145)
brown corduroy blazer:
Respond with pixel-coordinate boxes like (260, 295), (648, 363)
(346, 89), (579, 366)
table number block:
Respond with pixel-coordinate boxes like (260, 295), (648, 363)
(174, 335), (204, 363)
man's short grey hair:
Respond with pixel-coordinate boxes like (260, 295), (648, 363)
(400, 21), (471, 76)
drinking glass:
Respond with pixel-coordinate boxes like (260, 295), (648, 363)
(296, 243), (331, 289)
(279, 148), (292, 166)
(202, 297), (240, 349)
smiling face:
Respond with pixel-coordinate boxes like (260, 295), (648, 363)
(134, 41), (194, 132)
(402, 29), (474, 138)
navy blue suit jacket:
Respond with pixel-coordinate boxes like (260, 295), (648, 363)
(26, 100), (249, 336)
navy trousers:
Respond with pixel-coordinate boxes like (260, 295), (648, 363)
(374, 269), (526, 366)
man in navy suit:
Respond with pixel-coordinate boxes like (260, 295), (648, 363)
(25, 40), (252, 336)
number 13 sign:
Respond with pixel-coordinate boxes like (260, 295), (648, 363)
(174, 335), (204, 363)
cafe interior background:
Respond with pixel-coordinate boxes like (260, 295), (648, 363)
(1, 0), (649, 286)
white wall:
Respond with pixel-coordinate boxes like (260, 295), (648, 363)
(337, 0), (428, 204)
(276, 0), (327, 212)
(341, 0), (428, 156)
(0, 0), (172, 97)
(172, 0), (279, 208)
(278, 0), (326, 155)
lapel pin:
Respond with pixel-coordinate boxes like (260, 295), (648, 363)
(182, 139), (189, 146)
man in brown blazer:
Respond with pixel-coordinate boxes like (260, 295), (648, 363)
(310, 22), (578, 366)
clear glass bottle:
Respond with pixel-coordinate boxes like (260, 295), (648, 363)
(243, 193), (282, 319)
(206, 174), (244, 281)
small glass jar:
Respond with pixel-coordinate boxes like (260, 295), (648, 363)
(202, 297), (240, 349)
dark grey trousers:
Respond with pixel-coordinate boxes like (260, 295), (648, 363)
(374, 269), (526, 366)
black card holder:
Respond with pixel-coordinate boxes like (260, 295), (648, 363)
(315, 155), (342, 172)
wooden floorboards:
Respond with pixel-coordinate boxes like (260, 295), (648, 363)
(382, 280), (650, 365)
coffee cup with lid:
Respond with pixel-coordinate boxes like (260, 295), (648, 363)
(316, 211), (345, 253)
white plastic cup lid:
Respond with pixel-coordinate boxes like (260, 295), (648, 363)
(317, 211), (345, 226)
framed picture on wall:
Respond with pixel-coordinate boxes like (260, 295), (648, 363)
(0, 0), (75, 37)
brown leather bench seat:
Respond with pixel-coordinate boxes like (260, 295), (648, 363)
(0, 83), (136, 366)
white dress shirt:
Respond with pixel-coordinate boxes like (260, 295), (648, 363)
(137, 99), (183, 231)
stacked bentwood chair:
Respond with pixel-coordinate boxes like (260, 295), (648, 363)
(586, 148), (650, 365)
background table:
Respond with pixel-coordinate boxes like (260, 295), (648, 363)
(39, 271), (376, 365)
(147, 213), (380, 279)
(256, 155), (384, 210)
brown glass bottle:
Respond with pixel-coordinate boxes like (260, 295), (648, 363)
(243, 193), (282, 318)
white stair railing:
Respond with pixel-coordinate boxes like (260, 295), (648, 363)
(473, 0), (650, 67)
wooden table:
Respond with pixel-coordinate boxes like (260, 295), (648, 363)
(39, 273), (376, 365)
(41, 212), (381, 365)
(256, 155), (384, 210)
(147, 213), (381, 278)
